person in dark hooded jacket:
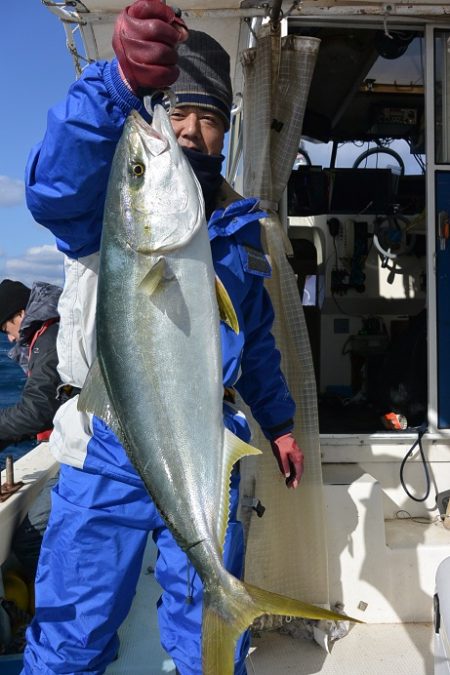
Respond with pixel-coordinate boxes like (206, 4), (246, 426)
(0, 279), (62, 443)
(0, 278), (62, 581)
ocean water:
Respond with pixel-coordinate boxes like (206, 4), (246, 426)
(0, 333), (36, 471)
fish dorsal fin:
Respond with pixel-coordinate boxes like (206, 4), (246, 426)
(215, 276), (239, 335)
(139, 257), (172, 296)
(77, 357), (126, 447)
(217, 429), (262, 552)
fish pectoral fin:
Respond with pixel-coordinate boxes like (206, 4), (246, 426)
(77, 357), (126, 446)
(139, 257), (172, 295)
(215, 276), (239, 334)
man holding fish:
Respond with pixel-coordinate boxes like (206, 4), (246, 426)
(21, 2), (309, 673)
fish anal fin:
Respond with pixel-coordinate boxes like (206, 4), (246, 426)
(77, 358), (126, 447)
(215, 276), (239, 334)
(217, 429), (262, 550)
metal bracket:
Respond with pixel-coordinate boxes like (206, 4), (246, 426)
(241, 496), (266, 517)
(0, 456), (24, 503)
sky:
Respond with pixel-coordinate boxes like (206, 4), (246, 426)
(0, 4), (75, 287)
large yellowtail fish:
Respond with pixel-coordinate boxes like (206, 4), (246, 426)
(78, 105), (360, 674)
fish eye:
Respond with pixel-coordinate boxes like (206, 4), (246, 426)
(131, 162), (145, 177)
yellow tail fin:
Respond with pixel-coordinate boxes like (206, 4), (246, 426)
(203, 603), (241, 675)
(202, 576), (362, 675)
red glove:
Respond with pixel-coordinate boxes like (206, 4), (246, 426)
(112, 0), (188, 93)
(270, 433), (304, 489)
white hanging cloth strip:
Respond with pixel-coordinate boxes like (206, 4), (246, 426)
(239, 24), (329, 607)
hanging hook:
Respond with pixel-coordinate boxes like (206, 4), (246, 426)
(231, 92), (243, 117)
(284, 0), (302, 19)
(269, 0), (283, 27)
(143, 88), (177, 117)
(383, 4), (394, 39)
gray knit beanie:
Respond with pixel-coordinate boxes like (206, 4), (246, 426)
(173, 30), (233, 130)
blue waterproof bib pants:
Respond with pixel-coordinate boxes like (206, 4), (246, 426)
(21, 407), (250, 675)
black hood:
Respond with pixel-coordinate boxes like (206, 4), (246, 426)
(19, 282), (62, 345)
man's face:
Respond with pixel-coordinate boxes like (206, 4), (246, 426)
(170, 106), (225, 156)
(1, 311), (24, 342)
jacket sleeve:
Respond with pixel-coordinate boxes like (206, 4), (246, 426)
(234, 277), (296, 440)
(0, 324), (62, 441)
(25, 59), (148, 259)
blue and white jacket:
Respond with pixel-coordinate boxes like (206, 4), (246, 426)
(25, 59), (295, 471)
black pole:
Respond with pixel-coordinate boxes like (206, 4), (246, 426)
(270, 0), (284, 26)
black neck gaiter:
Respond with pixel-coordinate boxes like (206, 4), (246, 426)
(182, 147), (224, 220)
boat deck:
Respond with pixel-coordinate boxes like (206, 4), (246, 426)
(106, 540), (434, 675)
(248, 623), (433, 675)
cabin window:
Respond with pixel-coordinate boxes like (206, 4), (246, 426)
(434, 31), (450, 164)
(286, 24), (427, 434)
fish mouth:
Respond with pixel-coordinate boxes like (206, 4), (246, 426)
(127, 109), (161, 139)
(127, 109), (169, 157)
